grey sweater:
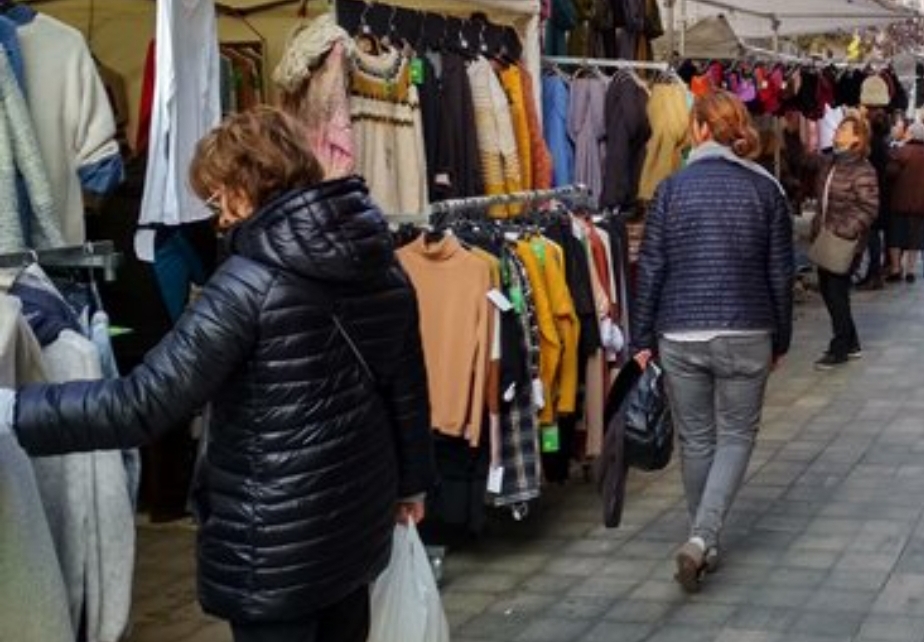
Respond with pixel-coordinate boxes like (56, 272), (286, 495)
(0, 296), (73, 642)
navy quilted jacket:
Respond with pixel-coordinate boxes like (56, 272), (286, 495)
(631, 158), (794, 356)
(14, 177), (436, 622)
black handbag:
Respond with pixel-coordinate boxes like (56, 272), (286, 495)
(623, 361), (673, 471)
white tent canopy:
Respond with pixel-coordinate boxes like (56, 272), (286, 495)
(653, 14), (743, 59)
(663, 0), (919, 40)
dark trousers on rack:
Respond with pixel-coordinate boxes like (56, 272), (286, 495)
(818, 267), (859, 358)
(230, 586), (370, 642)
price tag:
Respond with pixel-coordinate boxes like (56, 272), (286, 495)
(508, 286), (524, 314)
(532, 378), (545, 410)
(410, 57), (425, 85)
(487, 288), (513, 312)
(541, 425), (560, 453)
(487, 466), (504, 494)
(531, 238), (547, 267)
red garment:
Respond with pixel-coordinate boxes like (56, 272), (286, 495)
(585, 223), (614, 315)
(135, 39), (156, 155)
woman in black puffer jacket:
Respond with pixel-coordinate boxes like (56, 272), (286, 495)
(3, 107), (436, 642)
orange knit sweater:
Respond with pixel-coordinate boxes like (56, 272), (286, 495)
(398, 236), (492, 445)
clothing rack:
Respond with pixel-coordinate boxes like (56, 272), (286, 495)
(391, 184), (593, 227)
(0, 241), (123, 282)
(542, 55), (670, 73)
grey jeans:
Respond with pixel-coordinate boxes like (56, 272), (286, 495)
(659, 334), (772, 549)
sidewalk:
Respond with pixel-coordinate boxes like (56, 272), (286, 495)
(127, 279), (924, 642)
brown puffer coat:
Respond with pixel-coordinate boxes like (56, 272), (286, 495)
(810, 152), (880, 249)
(887, 141), (924, 217)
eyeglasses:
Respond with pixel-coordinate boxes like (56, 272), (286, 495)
(204, 193), (221, 216)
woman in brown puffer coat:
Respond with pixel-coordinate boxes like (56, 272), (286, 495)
(810, 111), (880, 370)
(886, 122), (924, 283)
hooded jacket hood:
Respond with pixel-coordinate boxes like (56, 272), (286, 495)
(228, 176), (394, 283)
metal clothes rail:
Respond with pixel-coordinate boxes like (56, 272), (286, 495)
(390, 184), (592, 227)
(0, 241), (123, 282)
(542, 55), (670, 73)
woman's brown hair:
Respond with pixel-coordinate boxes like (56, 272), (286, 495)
(189, 106), (323, 207)
(691, 90), (761, 159)
(839, 109), (872, 157)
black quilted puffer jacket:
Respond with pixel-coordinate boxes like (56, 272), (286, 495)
(14, 177), (436, 622)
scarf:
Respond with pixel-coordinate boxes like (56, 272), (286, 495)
(687, 141), (786, 196)
(0, 49), (64, 252)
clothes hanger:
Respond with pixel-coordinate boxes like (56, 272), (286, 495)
(354, 2), (385, 56)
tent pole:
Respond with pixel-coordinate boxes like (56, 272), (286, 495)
(680, 0), (687, 56)
(772, 16), (782, 180)
(666, 0), (675, 57)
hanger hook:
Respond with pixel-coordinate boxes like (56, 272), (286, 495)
(359, 1), (372, 35)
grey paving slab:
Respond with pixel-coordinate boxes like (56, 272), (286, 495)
(127, 283), (924, 641)
(855, 614), (924, 642)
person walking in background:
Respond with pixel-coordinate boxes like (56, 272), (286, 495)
(856, 78), (891, 290)
(0, 107), (436, 642)
(812, 111), (880, 371)
(632, 90), (794, 593)
(886, 121), (924, 283)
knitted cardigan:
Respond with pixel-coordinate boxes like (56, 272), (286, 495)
(0, 49), (63, 252)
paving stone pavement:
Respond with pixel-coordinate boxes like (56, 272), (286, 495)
(126, 280), (924, 642)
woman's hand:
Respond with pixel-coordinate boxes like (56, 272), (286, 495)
(634, 350), (653, 370)
(396, 501), (426, 525)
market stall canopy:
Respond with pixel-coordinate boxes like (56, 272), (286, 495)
(653, 14), (742, 59)
(664, 0), (919, 39)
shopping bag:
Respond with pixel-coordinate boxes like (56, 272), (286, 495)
(368, 522), (450, 642)
(623, 361), (674, 472)
(808, 226), (858, 275)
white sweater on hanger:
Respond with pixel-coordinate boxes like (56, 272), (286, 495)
(18, 14), (121, 245)
(136, 0), (221, 261)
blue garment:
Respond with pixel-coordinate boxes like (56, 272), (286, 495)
(0, 21), (33, 245)
(10, 265), (83, 347)
(153, 227), (209, 322)
(631, 158), (795, 356)
(0, 16), (24, 87)
(3, 4), (36, 26)
(542, 75), (574, 188)
(78, 154), (125, 195)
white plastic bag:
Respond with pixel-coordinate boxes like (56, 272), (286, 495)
(368, 522), (450, 642)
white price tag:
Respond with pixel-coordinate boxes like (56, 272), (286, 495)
(487, 466), (504, 494)
(532, 378), (545, 410)
(487, 289), (513, 312)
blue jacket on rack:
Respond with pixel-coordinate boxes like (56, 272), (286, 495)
(631, 156), (795, 357)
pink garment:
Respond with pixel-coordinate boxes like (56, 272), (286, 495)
(279, 42), (354, 179)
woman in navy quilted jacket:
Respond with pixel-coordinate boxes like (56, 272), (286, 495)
(1, 107), (436, 642)
(632, 90), (794, 593)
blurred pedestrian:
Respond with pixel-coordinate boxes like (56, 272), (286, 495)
(811, 111), (879, 370)
(632, 90), (794, 592)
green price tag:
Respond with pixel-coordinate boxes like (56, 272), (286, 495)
(108, 326), (134, 337)
(410, 57), (425, 85)
(531, 238), (546, 268)
(508, 286), (524, 314)
(541, 425), (560, 453)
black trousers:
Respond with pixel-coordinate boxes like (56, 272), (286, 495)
(818, 268), (859, 358)
(230, 586), (370, 642)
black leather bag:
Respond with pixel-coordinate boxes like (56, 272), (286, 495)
(623, 361), (673, 471)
